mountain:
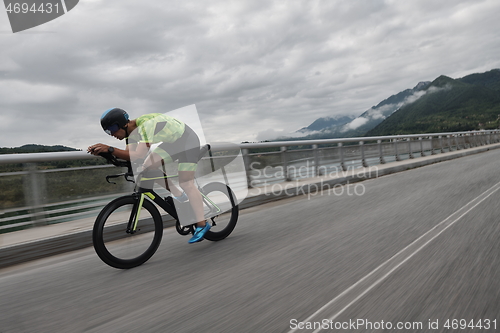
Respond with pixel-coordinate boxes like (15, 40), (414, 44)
(270, 68), (500, 142)
(284, 81), (431, 140)
(335, 81), (431, 138)
(297, 115), (354, 133)
(365, 69), (500, 136)
(0, 144), (79, 154)
(459, 69), (500, 91)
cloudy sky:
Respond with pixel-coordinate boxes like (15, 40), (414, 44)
(1, 0), (500, 149)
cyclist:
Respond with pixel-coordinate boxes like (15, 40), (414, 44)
(87, 107), (210, 243)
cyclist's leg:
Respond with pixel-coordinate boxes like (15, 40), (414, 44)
(178, 168), (205, 226)
(179, 168), (211, 244)
(153, 125), (207, 234)
(173, 126), (209, 234)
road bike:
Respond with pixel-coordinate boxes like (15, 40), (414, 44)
(92, 144), (239, 269)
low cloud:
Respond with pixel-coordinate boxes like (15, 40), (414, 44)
(256, 128), (322, 141)
(342, 117), (369, 131)
(401, 84), (451, 108)
(340, 83), (452, 132)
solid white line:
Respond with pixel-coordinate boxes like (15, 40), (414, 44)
(288, 179), (500, 333)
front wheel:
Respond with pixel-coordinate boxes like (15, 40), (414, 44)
(200, 182), (239, 241)
(93, 195), (163, 269)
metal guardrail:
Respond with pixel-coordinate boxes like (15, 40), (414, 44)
(1, 130), (499, 233)
(239, 130), (500, 186)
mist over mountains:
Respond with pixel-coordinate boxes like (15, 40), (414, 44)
(274, 69), (500, 141)
(367, 69), (500, 136)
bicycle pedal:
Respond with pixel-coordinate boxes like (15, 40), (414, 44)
(176, 221), (194, 235)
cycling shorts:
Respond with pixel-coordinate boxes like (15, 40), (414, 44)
(152, 124), (201, 172)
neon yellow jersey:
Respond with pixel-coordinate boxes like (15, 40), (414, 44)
(135, 113), (185, 144)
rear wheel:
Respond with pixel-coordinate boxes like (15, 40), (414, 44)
(93, 195), (163, 269)
(200, 182), (239, 241)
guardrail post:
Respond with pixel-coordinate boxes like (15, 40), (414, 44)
(281, 146), (291, 181)
(378, 140), (385, 164)
(394, 139), (400, 161)
(408, 138), (414, 159)
(418, 137), (424, 156)
(338, 142), (346, 171)
(454, 135), (460, 150)
(312, 144), (321, 176)
(242, 148), (253, 188)
(429, 136), (436, 155)
(360, 141), (368, 167)
(23, 163), (46, 227)
(439, 136), (444, 153)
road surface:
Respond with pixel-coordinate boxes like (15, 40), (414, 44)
(1, 148), (499, 332)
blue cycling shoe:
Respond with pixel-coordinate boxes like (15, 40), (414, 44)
(188, 221), (211, 244)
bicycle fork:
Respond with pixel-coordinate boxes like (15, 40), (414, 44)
(127, 193), (146, 234)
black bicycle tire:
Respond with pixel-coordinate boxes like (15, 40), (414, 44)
(92, 195), (163, 269)
(201, 182), (239, 241)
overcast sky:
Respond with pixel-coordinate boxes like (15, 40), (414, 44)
(1, 0), (500, 149)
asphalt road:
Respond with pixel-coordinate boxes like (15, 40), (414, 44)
(1, 149), (499, 333)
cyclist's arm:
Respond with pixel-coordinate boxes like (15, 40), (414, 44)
(128, 141), (150, 162)
(87, 143), (130, 161)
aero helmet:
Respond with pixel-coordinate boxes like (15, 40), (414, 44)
(100, 108), (129, 135)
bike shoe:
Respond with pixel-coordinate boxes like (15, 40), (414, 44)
(188, 221), (211, 244)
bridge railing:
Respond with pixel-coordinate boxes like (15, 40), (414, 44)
(238, 130), (500, 186)
(1, 130), (499, 233)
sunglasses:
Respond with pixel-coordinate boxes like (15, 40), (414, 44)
(105, 123), (120, 135)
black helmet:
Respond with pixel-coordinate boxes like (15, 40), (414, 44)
(100, 108), (129, 135)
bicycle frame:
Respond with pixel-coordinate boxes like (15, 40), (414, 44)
(99, 144), (235, 233)
(126, 174), (227, 234)
(126, 189), (176, 234)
